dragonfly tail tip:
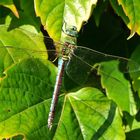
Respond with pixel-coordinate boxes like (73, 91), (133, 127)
(48, 123), (52, 131)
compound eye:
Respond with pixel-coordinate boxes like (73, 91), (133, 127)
(71, 26), (77, 31)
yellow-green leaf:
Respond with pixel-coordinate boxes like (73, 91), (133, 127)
(0, 0), (19, 18)
(34, 0), (98, 40)
(117, 0), (140, 37)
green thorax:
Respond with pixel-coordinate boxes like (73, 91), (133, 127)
(59, 22), (78, 60)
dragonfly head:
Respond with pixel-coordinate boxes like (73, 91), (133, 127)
(62, 21), (78, 38)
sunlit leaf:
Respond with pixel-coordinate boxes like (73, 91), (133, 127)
(0, 1), (139, 139)
(34, 0), (98, 40)
(0, 24), (47, 76)
(54, 88), (125, 140)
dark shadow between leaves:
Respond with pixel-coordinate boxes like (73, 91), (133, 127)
(92, 101), (117, 139)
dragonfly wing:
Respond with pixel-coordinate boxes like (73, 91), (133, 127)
(66, 45), (140, 85)
(66, 53), (91, 85)
(65, 46), (138, 116)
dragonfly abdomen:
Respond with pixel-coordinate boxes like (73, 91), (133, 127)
(48, 58), (66, 129)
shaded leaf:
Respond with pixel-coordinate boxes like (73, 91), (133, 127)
(125, 118), (140, 132)
(118, 0), (140, 37)
(110, 0), (129, 26)
(6, 134), (24, 140)
(130, 45), (140, 94)
(126, 128), (140, 140)
(0, 0), (19, 18)
(10, 0), (40, 28)
(0, 0), (41, 31)
(98, 60), (137, 115)
(93, 0), (109, 27)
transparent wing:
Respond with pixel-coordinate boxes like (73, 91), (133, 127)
(1, 25), (139, 85)
(0, 26), (138, 138)
(66, 45), (140, 85)
(0, 44), (121, 138)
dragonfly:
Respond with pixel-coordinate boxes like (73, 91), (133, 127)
(0, 23), (140, 130)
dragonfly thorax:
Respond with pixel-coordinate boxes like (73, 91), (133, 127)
(61, 42), (76, 61)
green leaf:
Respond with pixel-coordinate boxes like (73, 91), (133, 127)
(126, 118), (140, 132)
(54, 88), (125, 140)
(0, 58), (57, 139)
(130, 45), (140, 94)
(1, 1), (140, 139)
(0, 0), (19, 18)
(0, 60), (125, 139)
(0, 0), (14, 5)
(6, 0), (41, 29)
(111, 0), (140, 37)
(0, 24), (47, 76)
(34, 0), (98, 40)
(126, 129), (140, 140)
(110, 0), (129, 26)
(98, 60), (137, 115)
(93, 0), (109, 27)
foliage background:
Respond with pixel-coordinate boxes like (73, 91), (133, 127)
(0, 0), (140, 140)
